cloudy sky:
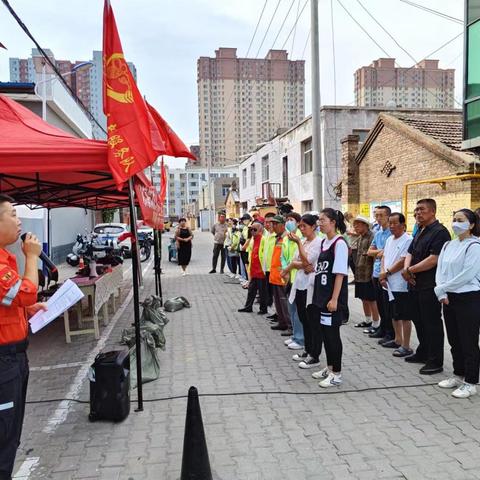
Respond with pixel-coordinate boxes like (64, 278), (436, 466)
(0, 0), (464, 167)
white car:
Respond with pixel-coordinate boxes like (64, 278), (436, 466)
(93, 223), (131, 253)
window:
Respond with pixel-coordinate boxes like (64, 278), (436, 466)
(301, 138), (313, 174)
(465, 1), (480, 144)
(261, 155), (269, 181)
(282, 156), (288, 196)
(242, 168), (247, 189)
(302, 200), (313, 212)
(251, 164), (256, 185)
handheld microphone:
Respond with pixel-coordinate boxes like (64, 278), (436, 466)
(21, 233), (58, 273)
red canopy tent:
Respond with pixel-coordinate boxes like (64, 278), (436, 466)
(0, 94), (132, 209)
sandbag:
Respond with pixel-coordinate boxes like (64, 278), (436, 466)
(164, 296), (191, 312)
(120, 329), (160, 388)
(141, 295), (169, 327)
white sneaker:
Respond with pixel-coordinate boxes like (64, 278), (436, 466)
(292, 352), (308, 362)
(287, 341), (303, 350)
(311, 367), (330, 380)
(452, 383), (477, 399)
(182, 271), (187, 276)
(284, 338), (293, 346)
(299, 356), (320, 369)
(319, 372), (343, 388)
(438, 376), (463, 389)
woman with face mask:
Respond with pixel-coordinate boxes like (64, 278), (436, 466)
(434, 209), (480, 399)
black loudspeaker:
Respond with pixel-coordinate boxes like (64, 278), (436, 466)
(88, 349), (130, 422)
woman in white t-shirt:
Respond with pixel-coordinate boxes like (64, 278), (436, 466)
(379, 212), (413, 357)
(283, 214), (323, 362)
(434, 209), (480, 399)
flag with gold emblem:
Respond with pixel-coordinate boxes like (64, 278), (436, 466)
(102, 0), (163, 187)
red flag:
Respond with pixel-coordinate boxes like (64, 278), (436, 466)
(134, 175), (164, 230)
(103, 0), (163, 186)
(147, 103), (196, 160)
(159, 159), (167, 206)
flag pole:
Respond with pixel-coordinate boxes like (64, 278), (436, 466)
(128, 177), (143, 411)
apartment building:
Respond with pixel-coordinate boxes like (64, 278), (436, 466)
(354, 58), (455, 109)
(9, 49), (137, 139)
(197, 48), (304, 168)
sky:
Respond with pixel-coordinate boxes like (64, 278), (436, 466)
(0, 0), (465, 169)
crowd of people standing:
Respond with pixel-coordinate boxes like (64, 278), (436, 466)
(209, 199), (480, 397)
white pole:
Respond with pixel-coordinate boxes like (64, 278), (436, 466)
(207, 151), (212, 229)
(311, 0), (323, 211)
(41, 62), (47, 121)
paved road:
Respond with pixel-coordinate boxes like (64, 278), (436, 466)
(13, 232), (480, 479)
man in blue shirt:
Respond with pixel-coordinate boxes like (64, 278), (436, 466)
(367, 205), (392, 342)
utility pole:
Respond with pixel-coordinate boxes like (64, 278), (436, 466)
(206, 149), (213, 230)
(311, 0), (323, 211)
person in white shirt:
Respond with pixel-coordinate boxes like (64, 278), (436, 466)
(379, 213), (413, 357)
(434, 208), (480, 399)
(284, 214), (322, 360)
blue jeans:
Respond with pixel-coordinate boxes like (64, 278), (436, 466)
(288, 298), (304, 346)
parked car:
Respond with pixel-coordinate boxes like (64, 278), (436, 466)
(93, 223), (131, 254)
(163, 220), (171, 232)
(137, 222), (154, 244)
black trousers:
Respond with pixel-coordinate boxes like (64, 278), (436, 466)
(443, 291), (480, 384)
(411, 288), (444, 367)
(245, 278), (268, 312)
(373, 277), (393, 337)
(0, 347), (29, 479)
(265, 272), (273, 308)
(240, 251), (249, 280)
(349, 251), (357, 276)
(306, 304), (323, 361)
(321, 324), (342, 372)
(295, 289), (310, 354)
(212, 243), (226, 271)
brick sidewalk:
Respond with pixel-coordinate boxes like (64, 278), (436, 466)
(13, 232), (480, 480)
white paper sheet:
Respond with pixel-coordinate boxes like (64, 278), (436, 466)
(29, 279), (84, 333)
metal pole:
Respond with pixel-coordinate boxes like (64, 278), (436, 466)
(41, 62), (47, 121)
(207, 151), (212, 230)
(128, 178), (143, 411)
(311, 0), (323, 211)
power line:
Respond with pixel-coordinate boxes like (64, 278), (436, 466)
(355, 0), (461, 107)
(290, 0), (301, 57)
(280, 0), (309, 50)
(245, 0), (269, 57)
(301, 29), (311, 59)
(255, 0), (283, 58)
(399, 0), (463, 24)
(336, 0), (393, 57)
(1, 0), (107, 135)
(270, 0), (296, 51)
(217, 0), (271, 159)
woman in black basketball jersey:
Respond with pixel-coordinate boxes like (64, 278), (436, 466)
(308, 208), (349, 388)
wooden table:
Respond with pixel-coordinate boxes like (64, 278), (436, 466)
(63, 266), (123, 343)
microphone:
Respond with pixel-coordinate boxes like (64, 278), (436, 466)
(21, 233), (58, 273)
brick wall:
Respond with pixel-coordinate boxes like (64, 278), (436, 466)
(340, 134), (360, 215)
(354, 123), (478, 228)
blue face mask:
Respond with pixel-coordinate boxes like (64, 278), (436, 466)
(285, 220), (296, 233)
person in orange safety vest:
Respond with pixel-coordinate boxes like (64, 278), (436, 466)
(0, 194), (46, 480)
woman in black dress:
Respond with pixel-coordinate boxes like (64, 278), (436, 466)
(175, 218), (193, 276)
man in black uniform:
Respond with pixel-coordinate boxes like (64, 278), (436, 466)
(0, 194), (45, 480)
(402, 198), (450, 375)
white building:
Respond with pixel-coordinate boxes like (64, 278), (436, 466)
(238, 105), (460, 212)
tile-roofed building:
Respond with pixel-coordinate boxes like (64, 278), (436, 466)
(394, 114), (463, 152)
(341, 111), (480, 230)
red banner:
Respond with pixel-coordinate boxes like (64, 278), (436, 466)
(103, 0), (164, 187)
(134, 176), (163, 230)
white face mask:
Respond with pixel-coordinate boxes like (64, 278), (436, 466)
(452, 221), (471, 236)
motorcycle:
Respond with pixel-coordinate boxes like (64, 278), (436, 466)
(138, 231), (152, 263)
(66, 233), (124, 267)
